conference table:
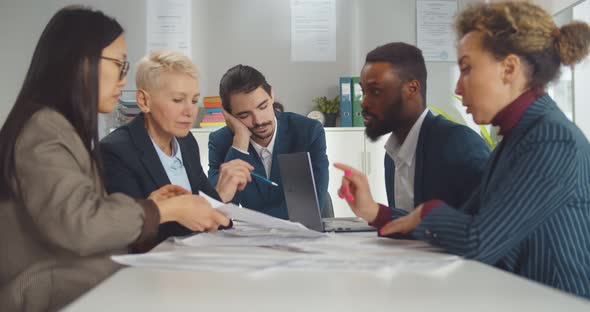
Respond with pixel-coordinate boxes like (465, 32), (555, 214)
(62, 232), (590, 311)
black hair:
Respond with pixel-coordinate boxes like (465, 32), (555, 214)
(365, 42), (428, 102)
(219, 64), (272, 113)
(273, 102), (284, 112)
(0, 6), (123, 199)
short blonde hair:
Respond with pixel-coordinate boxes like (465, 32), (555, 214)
(135, 50), (199, 91)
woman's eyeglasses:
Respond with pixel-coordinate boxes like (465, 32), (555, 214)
(100, 56), (130, 81)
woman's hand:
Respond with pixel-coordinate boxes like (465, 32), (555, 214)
(156, 194), (230, 232)
(333, 163), (379, 222)
(379, 204), (423, 236)
(148, 184), (191, 201)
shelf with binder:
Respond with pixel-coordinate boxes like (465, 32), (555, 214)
(115, 90), (141, 126)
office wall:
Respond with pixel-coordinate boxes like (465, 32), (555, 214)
(200, 0), (354, 115)
(0, 0), (149, 128)
(573, 0), (590, 138)
(0, 0), (463, 130)
(0, 0), (353, 129)
(352, 0), (470, 124)
(2, 0), (584, 132)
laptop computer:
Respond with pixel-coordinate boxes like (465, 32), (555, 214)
(278, 152), (376, 233)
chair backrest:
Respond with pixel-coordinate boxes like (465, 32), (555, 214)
(321, 192), (334, 218)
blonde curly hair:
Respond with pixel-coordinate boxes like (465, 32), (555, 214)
(456, 1), (590, 90)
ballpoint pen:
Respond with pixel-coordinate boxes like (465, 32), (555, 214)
(250, 171), (278, 187)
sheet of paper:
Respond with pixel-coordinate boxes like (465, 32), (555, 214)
(199, 192), (324, 236)
(113, 232), (460, 276)
(147, 0), (192, 57)
(416, 0), (457, 62)
(112, 249), (460, 276)
(253, 255), (461, 277)
(175, 228), (327, 248)
(290, 0), (336, 62)
(113, 250), (284, 272)
(287, 234), (444, 256)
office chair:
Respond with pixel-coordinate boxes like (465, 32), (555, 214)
(321, 192), (335, 218)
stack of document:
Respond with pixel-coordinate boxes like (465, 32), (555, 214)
(111, 193), (461, 276)
(172, 192), (327, 247)
(199, 192), (324, 236)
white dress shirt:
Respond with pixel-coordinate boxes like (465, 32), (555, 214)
(150, 136), (193, 193)
(384, 109), (429, 212)
(232, 117), (278, 178)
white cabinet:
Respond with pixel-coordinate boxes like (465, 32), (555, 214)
(190, 127), (389, 218)
(324, 129), (388, 217)
(324, 129), (365, 217)
(191, 129), (211, 172)
(363, 134), (389, 209)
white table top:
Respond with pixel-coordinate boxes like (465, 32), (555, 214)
(63, 233), (590, 312)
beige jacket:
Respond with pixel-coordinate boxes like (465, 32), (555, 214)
(0, 108), (159, 311)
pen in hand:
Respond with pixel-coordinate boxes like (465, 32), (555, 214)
(250, 171), (278, 187)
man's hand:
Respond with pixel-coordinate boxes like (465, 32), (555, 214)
(333, 163), (380, 222)
(380, 204), (423, 236)
(222, 109), (250, 151)
(148, 184), (191, 201)
(215, 159), (254, 203)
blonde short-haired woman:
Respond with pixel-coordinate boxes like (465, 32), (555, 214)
(101, 50), (253, 242)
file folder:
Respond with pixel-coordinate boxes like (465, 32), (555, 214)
(339, 77), (353, 127)
(352, 77), (364, 127)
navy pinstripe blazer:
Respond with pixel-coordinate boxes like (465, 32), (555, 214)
(413, 95), (590, 299)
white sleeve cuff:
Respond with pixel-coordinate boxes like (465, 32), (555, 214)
(231, 146), (249, 155)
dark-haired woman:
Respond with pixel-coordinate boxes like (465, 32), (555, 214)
(0, 6), (229, 311)
(336, 1), (590, 299)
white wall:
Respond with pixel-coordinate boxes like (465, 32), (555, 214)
(1, 0), (585, 132)
(0, 0), (464, 129)
(0, 0), (354, 129)
(0, 0), (150, 128)
(352, 0), (479, 124)
(517, 0), (585, 14)
(201, 0), (354, 115)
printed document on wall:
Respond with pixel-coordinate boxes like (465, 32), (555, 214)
(291, 0), (336, 62)
(147, 0), (192, 57)
(416, 1), (457, 62)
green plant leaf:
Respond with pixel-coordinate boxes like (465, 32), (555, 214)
(312, 95), (340, 113)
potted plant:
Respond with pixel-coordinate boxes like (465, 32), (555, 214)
(312, 95), (340, 127)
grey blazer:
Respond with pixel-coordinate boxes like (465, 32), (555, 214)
(0, 108), (159, 311)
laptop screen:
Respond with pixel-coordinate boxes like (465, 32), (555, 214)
(277, 152), (324, 232)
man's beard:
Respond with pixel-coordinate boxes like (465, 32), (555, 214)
(249, 120), (274, 141)
(364, 95), (403, 142)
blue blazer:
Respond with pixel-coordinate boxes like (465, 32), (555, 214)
(385, 111), (490, 217)
(414, 95), (590, 299)
(208, 111), (329, 220)
(100, 114), (219, 243)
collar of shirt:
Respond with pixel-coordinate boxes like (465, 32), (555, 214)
(150, 136), (184, 169)
(384, 109), (429, 166)
(250, 116), (278, 160)
(491, 89), (539, 137)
